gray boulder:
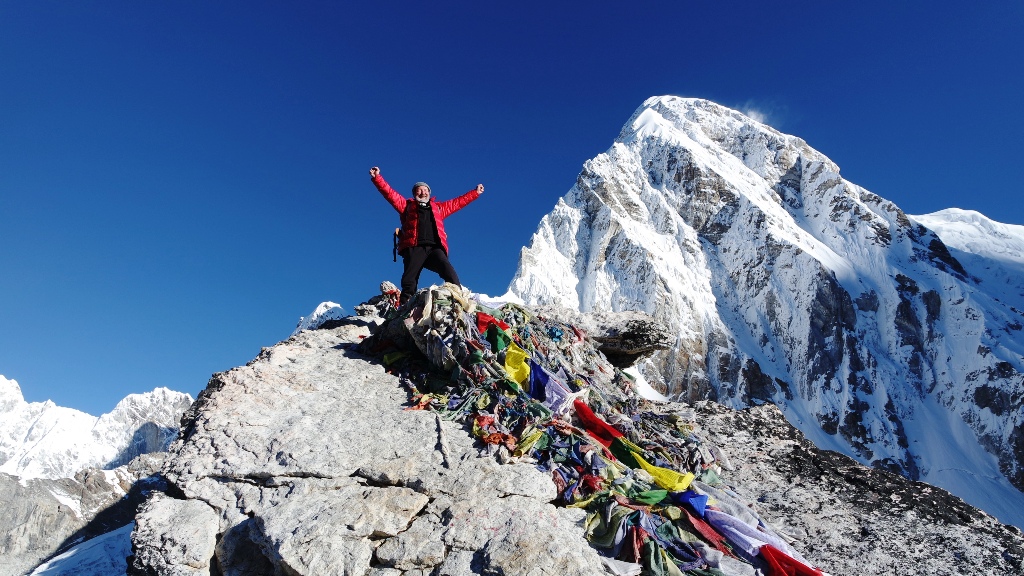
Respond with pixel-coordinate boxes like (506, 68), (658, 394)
(130, 495), (219, 576)
(532, 305), (673, 368)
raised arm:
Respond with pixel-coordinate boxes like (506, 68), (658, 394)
(436, 183), (484, 219)
(369, 166), (406, 213)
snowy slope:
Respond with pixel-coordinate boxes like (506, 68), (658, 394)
(0, 375), (193, 479)
(508, 96), (1024, 527)
(29, 522), (133, 576)
(912, 208), (1024, 313)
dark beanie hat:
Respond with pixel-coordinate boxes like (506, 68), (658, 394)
(412, 182), (431, 193)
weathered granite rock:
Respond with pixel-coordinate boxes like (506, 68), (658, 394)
(129, 494), (219, 576)
(135, 316), (609, 575)
(532, 305), (673, 368)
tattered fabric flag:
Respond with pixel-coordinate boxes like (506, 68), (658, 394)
(485, 324), (512, 352)
(573, 398), (624, 447)
(759, 544), (823, 576)
(670, 490), (709, 518)
(476, 311), (510, 334)
(634, 453), (695, 492)
(678, 506), (733, 556)
(503, 341), (531, 385)
(527, 359), (549, 401)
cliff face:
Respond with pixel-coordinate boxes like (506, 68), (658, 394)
(507, 96), (1024, 525)
(123, 292), (1023, 576)
(0, 455), (164, 576)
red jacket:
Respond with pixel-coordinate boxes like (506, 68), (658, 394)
(372, 174), (480, 254)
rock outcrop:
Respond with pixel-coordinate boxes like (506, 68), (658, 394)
(130, 308), (607, 575)
(126, 294), (1024, 575)
(532, 305), (674, 368)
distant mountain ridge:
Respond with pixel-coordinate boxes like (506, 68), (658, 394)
(0, 374), (193, 480)
(507, 96), (1024, 527)
(0, 375), (191, 575)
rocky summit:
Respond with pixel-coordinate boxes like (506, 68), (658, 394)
(129, 291), (607, 576)
(123, 287), (1023, 576)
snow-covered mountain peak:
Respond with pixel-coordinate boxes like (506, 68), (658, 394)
(292, 301), (346, 335)
(913, 208), (1024, 265)
(0, 375), (193, 480)
(100, 387), (190, 426)
(621, 96), (832, 185)
(508, 96), (1024, 527)
(912, 207), (1024, 316)
(1, 374), (25, 411)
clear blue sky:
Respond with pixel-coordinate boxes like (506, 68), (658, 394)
(2, 1), (1021, 415)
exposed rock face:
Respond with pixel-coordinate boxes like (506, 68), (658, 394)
(131, 316), (607, 576)
(0, 454), (165, 576)
(506, 96), (1024, 525)
(130, 495), (220, 576)
(126, 301), (1024, 576)
(532, 305), (673, 368)
(690, 401), (1024, 575)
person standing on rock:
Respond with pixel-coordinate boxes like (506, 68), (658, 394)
(369, 166), (484, 305)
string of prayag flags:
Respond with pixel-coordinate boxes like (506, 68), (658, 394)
(359, 284), (825, 576)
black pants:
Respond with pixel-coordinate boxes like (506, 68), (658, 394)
(400, 245), (461, 304)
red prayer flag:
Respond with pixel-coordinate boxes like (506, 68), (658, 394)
(759, 544), (823, 576)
